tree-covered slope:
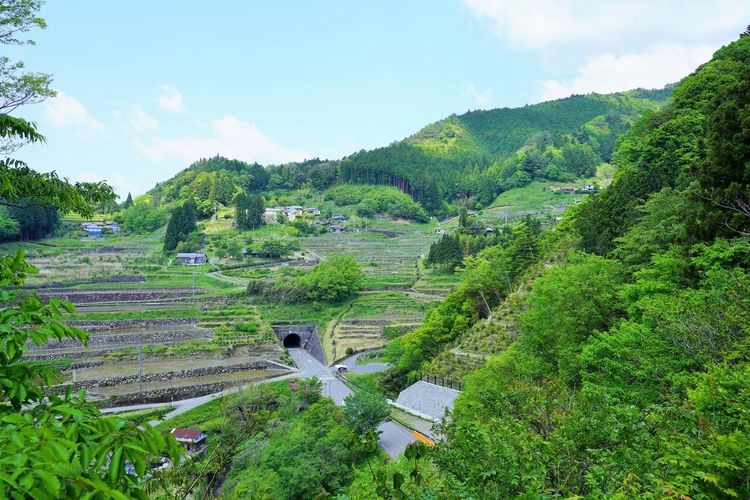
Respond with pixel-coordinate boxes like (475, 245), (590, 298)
(369, 34), (750, 498)
(145, 89), (668, 217)
(340, 90), (668, 210)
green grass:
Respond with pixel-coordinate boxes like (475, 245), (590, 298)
(156, 380), (292, 432)
(487, 181), (583, 212)
(65, 307), (198, 321)
(113, 405), (175, 423)
(155, 395), (226, 432)
(256, 300), (348, 327)
(345, 372), (385, 396)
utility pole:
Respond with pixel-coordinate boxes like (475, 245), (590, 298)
(192, 272), (196, 303)
(137, 343), (144, 399)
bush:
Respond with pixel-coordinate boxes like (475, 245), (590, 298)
(300, 254), (364, 302)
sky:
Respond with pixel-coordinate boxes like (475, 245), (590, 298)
(7, 0), (750, 199)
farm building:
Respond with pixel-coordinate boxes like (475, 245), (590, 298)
(329, 225), (346, 233)
(171, 428), (207, 454)
(175, 252), (207, 265)
(330, 214), (347, 222)
(81, 221), (119, 236)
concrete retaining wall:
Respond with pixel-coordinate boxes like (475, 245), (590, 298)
(272, 324), (326, 364)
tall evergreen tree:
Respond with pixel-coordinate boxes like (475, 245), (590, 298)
(235, 193), (263, 230)
(121, 192), (133, 209)
(163, 200), (197, 251)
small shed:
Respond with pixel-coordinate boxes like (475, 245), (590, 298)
(434, 228), (446, 235)
(175, 252), (207, 265)
(171, 428), (207, 453)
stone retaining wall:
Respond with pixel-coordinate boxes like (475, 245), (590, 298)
(36, 289), (202, 304)
(65, 360), (279, 390)
(92, 373), (286, 407)
(27, 328), (212, 351)
(66, 318), (198, 332)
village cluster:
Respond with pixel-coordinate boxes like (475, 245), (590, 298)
(263, 205), (349, 232)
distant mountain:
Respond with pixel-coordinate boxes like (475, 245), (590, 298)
(339, 89), (670, 211)
(148, 87), (671, 215)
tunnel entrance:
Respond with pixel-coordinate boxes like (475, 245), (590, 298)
(272, 325), (326, 364)
(283, 333), (301, 348)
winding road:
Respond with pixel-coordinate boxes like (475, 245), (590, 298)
(288, 348), (417, 458)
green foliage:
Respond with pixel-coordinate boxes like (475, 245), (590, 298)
(121, 201), (168, 234)
(0, 206), (20, 241)
(6, 197), (58, 240)
(153, 155), (269, 208)
(325, 184), (428, 222)
(163, 199), (197, 251)
(121, 192), (133, 209)
(234, 191), (263, 230)
(572, 35), (750, 254)
(221, 396), (362, 499)
(519, 252), (624, 382)
(429, 35), (750, 498)
(340, 92), (664, 211)
(300, 254), (364, 302)
(342, 391), (391, 435)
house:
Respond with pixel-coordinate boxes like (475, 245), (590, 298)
(304, 207), (321, 216)
(330, 214), (347, 222)
(175, 252), (207, 265)
(329, 225), (346, 233)
(560, 186), (576, 193)
(81, 223), (102, 236)
(171, 428), (207, 454)
(582, 183), (595, 191)
(283, 206), (304, 221)
(485, 226), (495, 234)
(264, 207), (282, 221)
(434, 228), (446, 235)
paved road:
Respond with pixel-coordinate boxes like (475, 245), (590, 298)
(100, 372), (299, 423)
(337, 350), (390, 374)
(288, 348), (417, 458)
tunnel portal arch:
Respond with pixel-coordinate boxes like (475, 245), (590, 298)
(272, 324), (326, 364)
(283, 333), (301, 348)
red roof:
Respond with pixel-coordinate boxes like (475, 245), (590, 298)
(171, 428), (205, 441)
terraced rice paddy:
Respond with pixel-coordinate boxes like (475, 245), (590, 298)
(302, 229), (437, 290)
(325, 291), (426, 361)
(11, 238), (291, 406)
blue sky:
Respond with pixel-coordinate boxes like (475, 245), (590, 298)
(8, 1), (750, 198)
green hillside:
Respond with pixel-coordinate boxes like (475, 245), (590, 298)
(141, 88), (669, 220)
(361, 34), (750, 498)
(340, 90), (668, 210)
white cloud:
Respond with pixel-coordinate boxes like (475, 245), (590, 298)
(44, 91), (105, 139)
(462, 0), (750, 50)
(134, 115), (309, 165)
(538, 43), (715, 101)
(463, 84), (492, 106)
(125, 105), (158, 133)
(156, 85), (187, 113)
(77, 171), (141, 200)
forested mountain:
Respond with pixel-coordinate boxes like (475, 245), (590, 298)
(341, 89), (668, 210)
(365, 34), (750, 498)
(145, 89), (669, 216)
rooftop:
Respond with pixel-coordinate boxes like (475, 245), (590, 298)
(171, 428), (205, 441)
